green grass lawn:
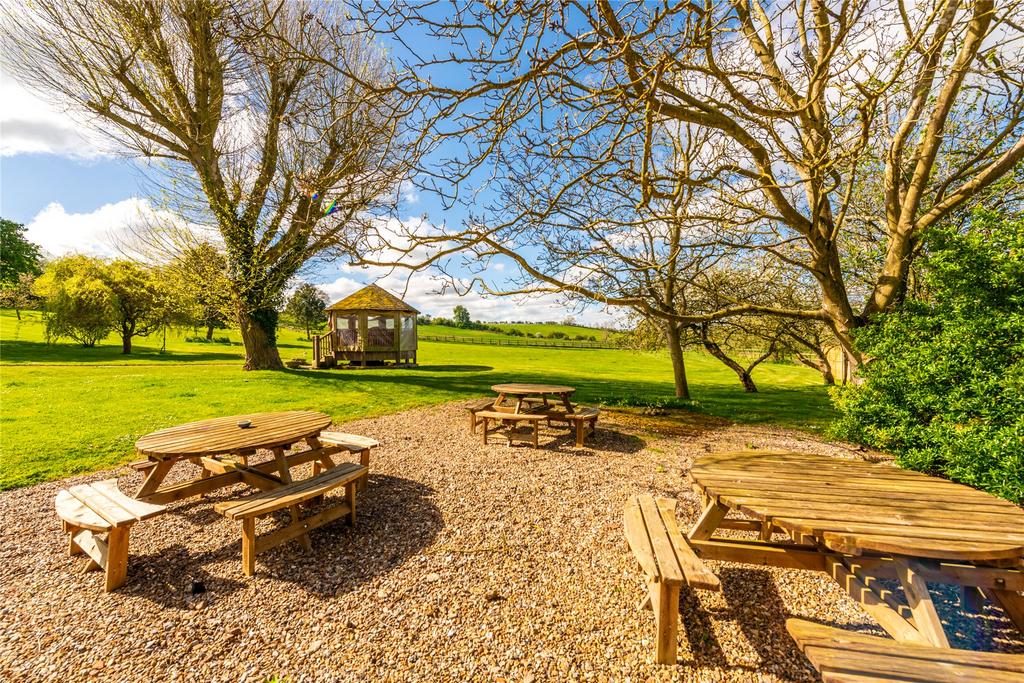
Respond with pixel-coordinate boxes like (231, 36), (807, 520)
(0, 309), (834, 489)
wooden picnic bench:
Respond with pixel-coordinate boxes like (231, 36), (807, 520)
(133, 411), (339, 504)
(214, 462), (366, 576)
(464, 397), (497, 434)
(786, 618), (1024, 682)
(553, 406), (600, 447)
(687, 450), (1024, 649)
(623, 495), (721, 664)
(317, 431), (379, 490)
(477, 410), (545, 448)
(468, 385), (601, 447)
(55, 479), (166, 591)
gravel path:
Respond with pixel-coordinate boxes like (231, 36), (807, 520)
(1, 404), (1021, 682)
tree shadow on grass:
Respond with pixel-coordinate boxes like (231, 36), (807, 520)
(0, 339), (243, 364)
(123, 475), (442, 606)
(287, 365), (835, 432)
(405, 364), (494, 372)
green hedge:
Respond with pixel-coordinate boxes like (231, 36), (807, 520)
(829, 210), (1024, 504)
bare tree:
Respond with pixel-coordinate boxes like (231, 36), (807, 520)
(348, 0), (1024, 371)
(2, 0), (411, 369)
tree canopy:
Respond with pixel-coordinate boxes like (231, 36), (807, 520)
(2, 0), (412, 369)
(0, 219), (42, 285)
(285, 283), (329, 340)
(347, 0), (1024, 371)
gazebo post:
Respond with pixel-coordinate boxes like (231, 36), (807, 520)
(359, 312), (367, 366)
(394, 312), (401, 364)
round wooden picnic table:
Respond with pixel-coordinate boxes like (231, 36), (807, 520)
(133, 411), (333, 503)
(691, 450), (1024, 563)
(490, 383), (576, 414)
(689, 450), (1024, 649)
(136, 411), (331, 458)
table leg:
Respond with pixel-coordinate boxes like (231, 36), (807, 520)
(494, 393), (506, 410)
(306, 436), (331, 503)
(982, 587), (1024, 632)
(688, 500), (729, 541)
(894, 559), (950, 648)
(560, 393), (574, 415)
(272, 447), (312, 551)
(514, 396), (524, 414)
(135, 458), (175, 499)
(358, 448), (370, 491)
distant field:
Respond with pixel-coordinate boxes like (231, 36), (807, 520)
(0, 309), (833, 489)
(419, 322), (620, 341)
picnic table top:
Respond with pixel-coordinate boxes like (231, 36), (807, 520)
(135, 411), (331, 458)
(691, 450), (1024, 563)
(491, 383), (576, 395)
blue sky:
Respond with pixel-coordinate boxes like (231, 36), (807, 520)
(0, 66), (617, 326)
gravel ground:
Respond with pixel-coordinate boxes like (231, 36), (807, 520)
(1, 403), (1021, 682)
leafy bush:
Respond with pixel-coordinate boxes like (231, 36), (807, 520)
(596, 394), (701, 411)
(184, 335), (234, 345)
(33, 256), (115, 347)
(829, 210), (1023, 503)
(549, 331), (566, 339)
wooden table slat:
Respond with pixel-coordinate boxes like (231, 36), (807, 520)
(691, 451), (1024, 563)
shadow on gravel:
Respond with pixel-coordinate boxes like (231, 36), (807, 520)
(123, 475), (443, 606)
(677, 567), (813, 678)
(246, 474), (443, 596)
(541, 427), (647, 455)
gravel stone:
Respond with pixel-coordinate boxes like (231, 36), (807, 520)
(1, 403), (1020, 682)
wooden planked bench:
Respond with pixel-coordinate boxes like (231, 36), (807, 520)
(316, 431), (380, 490)
(214, 462), (366, 576)
(464, 398), (498, 434)
(624, 494), (721, 664)
(476, 410), (546, 448)
(560, 407), (600, 446)
(786, 618), (1024, 682)
(55, 479), (166, 591)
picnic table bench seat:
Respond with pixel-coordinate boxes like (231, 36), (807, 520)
(55, 479), (167, 592)
(316, 431), (379, 490)
(464, 398), (497, 433)
(786, 618), (1024, 682)
(556, 406), (600, 446)
(624, 494), (721, 664)
(214, 462), (366, 576)
(476, 409), (546, 447)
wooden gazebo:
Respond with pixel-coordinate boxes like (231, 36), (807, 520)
(312, 284), (419, 368)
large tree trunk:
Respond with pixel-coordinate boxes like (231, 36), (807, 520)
(239, 307), (284, 370)
(121, 321), (134, 354)
(206, 323), (215, 341)
(663, 323), (690, 399)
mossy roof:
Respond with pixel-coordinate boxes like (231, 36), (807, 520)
(326, 284), (419, 313)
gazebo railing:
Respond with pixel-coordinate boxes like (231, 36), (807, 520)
(312, 331), (335, 368)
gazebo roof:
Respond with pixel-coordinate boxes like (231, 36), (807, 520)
(326, 284), (419, 314)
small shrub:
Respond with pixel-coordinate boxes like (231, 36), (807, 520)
(184, 335), (233, 344)
(596, 394), (701, 411)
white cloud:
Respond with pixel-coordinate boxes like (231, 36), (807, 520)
(313, 269), (619, 326)
(0, 69), (111, 158)
(25, 198), (181, 258)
